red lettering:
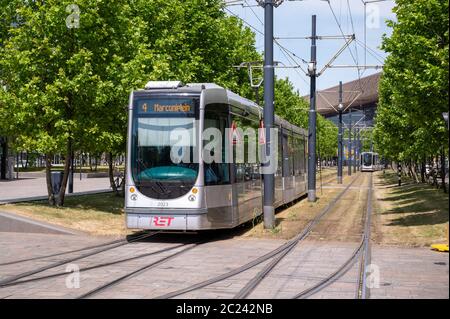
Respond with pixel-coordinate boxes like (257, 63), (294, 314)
(153, 216), (175, 227)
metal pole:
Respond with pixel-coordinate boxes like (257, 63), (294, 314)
(348, 109), (352, 176)
(255, 86), (260, 106)
(356, 128), (361, 172)
(263, 0), (275, 229)
(308, 15), (317, 202)
(68, 151), (74, 193)
(370, 132), (373, 152)
(16, 153), (19, 179)
(353, 124), (357, 173)
(337, 81), (343, 184)
(0, 137), (6, 180)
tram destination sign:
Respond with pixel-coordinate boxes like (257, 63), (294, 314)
(136, 98), (195, 116)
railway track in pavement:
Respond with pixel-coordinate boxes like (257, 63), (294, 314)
(292, 173), (373, 299)
(1, 173), (373, 299)
(0, 231), (158, 287)
(0, 232), (149, 267)
(154, 173), (365, 299)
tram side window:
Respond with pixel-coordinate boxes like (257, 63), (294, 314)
(282, 131), (294, 177)
(204, 104), (230, 185)
(289, 133), (296, 176)
(276, 128), (283, 177)
(303, 137), (307, 173)
(293, 135), (303, 176)
(231, 110), (259, 183)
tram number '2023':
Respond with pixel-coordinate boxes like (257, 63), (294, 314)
(220, 303), (273, 315)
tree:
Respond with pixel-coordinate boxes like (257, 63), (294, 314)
(0, 0), (264, 203)
(0, 0), (150, 205)
(374, 0), (449, 162)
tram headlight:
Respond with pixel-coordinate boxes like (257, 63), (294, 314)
(130, 187), (135, 193)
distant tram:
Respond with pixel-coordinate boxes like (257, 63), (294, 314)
(125, 81), (308, 231)
(360, 152), (380, 172)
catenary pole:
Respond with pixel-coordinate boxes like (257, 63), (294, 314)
(337, 81), (343, 184)
(307, 15), (317, 202)
(263, 0), (276, 229)
(348, 108), (352, 176)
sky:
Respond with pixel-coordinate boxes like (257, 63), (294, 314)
(226, 0), (396, 95)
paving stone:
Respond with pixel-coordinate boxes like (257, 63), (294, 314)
(0, 232), (448, 299)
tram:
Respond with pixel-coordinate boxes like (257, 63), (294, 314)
(360, 152), (380, 172)
(125, 81), (308, 231)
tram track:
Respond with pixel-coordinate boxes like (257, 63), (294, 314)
(0, 232), (149, 267)
(292, 173), (373, 299)
(153, 173), (363, 299)
(0, 231), (158, 287)
(0, 241), (189, 288)
(77, 240), (205, 299)
(1, 173), (373, 299)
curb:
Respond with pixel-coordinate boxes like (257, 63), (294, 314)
(0, 211), (84, 236)
(0, 189), (113, 205)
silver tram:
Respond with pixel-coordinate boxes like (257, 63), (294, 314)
(125, 81), (308, 231)
(360, 152), (380, 172)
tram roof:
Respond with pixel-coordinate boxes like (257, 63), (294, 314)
(135, 82), (307, 136)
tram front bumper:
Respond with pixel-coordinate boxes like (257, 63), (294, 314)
(125, 208), (213, 231)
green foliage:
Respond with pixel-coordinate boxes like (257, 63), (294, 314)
(374, 0), (449, 161)
(274, 78), (337, 158)
(132, 0), (260, 99)
(0, 0), (339, 203)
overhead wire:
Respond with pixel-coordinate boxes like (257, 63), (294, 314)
(224, 3), (310, 90)
(346, 0), (364, 102)
(326, 0), (363, 93)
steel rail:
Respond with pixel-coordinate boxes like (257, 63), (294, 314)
(233, 173), (364, 299)
(0, 231), (158, 287)
(291, 173), (373, 299)
(0, 242), (188, 288)
(0, 231), (148, 267)
(358, 173), (373, 299)
(155, 173), (362, 299)
(77, 242), (202, 299)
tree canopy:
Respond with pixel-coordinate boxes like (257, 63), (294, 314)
(374, 0), (449, 162)
(0, 0), (339, 204)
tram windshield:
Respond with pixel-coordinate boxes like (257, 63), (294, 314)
(362, 153), (372, 167)
(131, 96), (199, 199)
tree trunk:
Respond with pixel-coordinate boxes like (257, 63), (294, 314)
(45, 153), (55, 206)
(0, 138), (7, 180)
(119, 161), (126, 196)
(421, 161), (425, 183)
(89, 154), (93, 172)
(108, 152), (118, 194)
(24, 152), (29, 169)
(56, 142), (72, 207)
(411, 164), (419, 183)
(441, 149), (447, 193)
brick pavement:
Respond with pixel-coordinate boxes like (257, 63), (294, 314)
(0, 232), (447, 299)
